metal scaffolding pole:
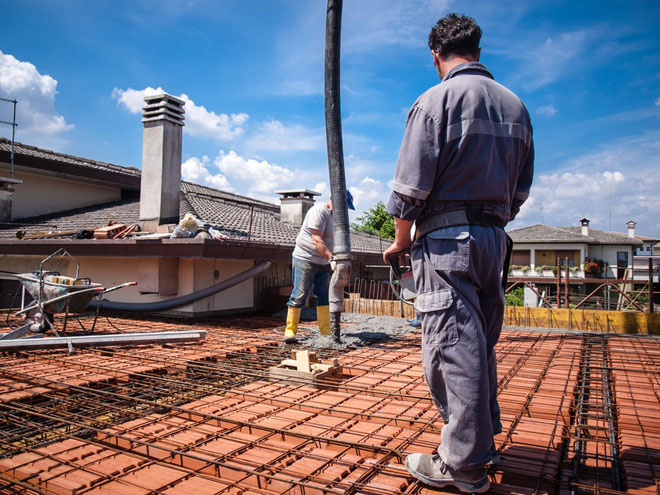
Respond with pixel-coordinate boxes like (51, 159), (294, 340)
(0, 330), (206, 352)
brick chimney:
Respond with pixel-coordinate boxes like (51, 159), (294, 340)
(139, 94), (185, 232)
(275, 189), (320, 225)
(580, 217), (590, 237)
(626, 220), (636, 239)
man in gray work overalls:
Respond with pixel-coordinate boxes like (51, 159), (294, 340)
(383, 13), (534, 494)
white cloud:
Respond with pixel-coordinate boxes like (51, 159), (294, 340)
(181, 155), (232, 191)
(655, 96), (660, 106)
(183, 150), (338, 206)
(0, 50), (72, 143)
(349, 176), (391, 217)
(245, 120), (324, 152)
(509, 130), (660, 235)
(536, 105), (557, 117)
(313, 181), (328, 197)
(214, 150), (296, 200)
(112, 86), (248, 141)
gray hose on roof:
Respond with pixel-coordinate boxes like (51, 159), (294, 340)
(88, 261), (271, 312)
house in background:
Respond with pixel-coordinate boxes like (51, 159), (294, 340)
(507, 218), (658, 282)
(0, 95), (387, 315)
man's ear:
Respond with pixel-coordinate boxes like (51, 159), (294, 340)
(431, 49), (441, 68)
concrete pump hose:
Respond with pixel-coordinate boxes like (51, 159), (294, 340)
(88, 261), (271, 312)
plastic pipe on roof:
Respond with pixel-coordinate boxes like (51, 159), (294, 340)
(88, 261), (271, 312)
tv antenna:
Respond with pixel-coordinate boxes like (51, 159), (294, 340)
(0, 97), (18, 178)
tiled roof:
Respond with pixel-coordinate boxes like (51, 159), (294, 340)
(508, 223), (642, 245)
(0, 200), (140, 239)
(0, 186), (386, 254)
(0, 138), (387, 254)
(563, 226), (642, 245)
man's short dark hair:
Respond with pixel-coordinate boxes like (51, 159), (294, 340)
(428, 13), (482, 59)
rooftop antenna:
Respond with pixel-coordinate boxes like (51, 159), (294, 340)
(537, 202), (544, 224)
(0, 97), (18, 179)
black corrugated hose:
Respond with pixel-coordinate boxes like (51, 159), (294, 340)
(88, 261), (271, 312)
(325, 0), (352, 343)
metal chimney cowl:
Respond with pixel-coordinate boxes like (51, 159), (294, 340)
(139, 94), (185, 233)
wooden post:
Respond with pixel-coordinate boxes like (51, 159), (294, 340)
(649, 258), (655, 314)
(565, 257), (570, 309)
(556, 257), (561, 309)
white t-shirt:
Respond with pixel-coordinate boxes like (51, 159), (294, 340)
(292, 203), (334, 265)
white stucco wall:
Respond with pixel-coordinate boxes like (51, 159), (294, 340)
(0, 167), (121, 219)
(191, 258), (255, 313)
(0, 255), (254, 315)
(587, 245), (633, 278)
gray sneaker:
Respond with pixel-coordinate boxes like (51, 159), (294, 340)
(487, 443), (500, 466)
(405, 453), (490, 493)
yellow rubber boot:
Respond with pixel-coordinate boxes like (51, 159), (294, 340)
(284, 306), (301, 343)
(317, 305), (331, 336)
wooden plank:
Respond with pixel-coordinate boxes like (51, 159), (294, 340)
(296, 350), (312, 373)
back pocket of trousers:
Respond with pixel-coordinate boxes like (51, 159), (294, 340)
(427, 229), (470, 272)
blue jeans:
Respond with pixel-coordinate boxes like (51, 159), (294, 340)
(287, 257), (332, 308)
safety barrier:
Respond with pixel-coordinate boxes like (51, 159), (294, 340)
(345, 294), (660, 335)
(504, 306), (660, 335)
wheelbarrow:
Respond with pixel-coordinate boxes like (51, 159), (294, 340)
(1, 249), (136, 341)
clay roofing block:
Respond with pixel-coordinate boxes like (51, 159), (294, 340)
(162, 476), (229, 494)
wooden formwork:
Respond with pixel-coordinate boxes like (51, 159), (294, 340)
(344, 294), (659, 335)
(344, 293), (416, 319)
(504, 306), (660, 335)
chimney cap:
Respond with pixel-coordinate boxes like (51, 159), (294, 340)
(143, 93), (185, 106)
(141, 94), (185, 126)
(580, 217), (590, 226)
(626, 220), (636, 227)
(275, 189), (321, 199)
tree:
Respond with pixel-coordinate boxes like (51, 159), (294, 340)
(351, 201), (395, 239)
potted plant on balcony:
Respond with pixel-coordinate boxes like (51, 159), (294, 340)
(569, 266), (584, 278)
(583, 258), (602, 278)
(534, 266), (543, 276)
(542, 265), (555, 277)
(521, 265), (531, 276)
(510, 265), (524, 277)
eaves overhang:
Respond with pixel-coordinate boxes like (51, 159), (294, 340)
(0, 239), (384, 265)
(0, 150), (141, 190)
(511, 238), (642, 246)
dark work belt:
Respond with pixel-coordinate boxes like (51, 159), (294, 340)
(415, 207), (507, 238)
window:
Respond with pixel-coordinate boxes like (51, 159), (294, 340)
(617, 251), (628, 279)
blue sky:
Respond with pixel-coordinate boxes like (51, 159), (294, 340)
(1, 0), (659, 235)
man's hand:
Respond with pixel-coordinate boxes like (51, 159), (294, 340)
(383, 217), (415, 264)
(383, 239), (413, 264)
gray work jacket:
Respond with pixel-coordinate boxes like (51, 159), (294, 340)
(386, 62), (534, 228)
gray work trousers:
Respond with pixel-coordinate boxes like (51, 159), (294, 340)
(412, 224), (506, 472)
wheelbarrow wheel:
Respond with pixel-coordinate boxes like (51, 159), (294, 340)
(40, 311), (54, 332)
